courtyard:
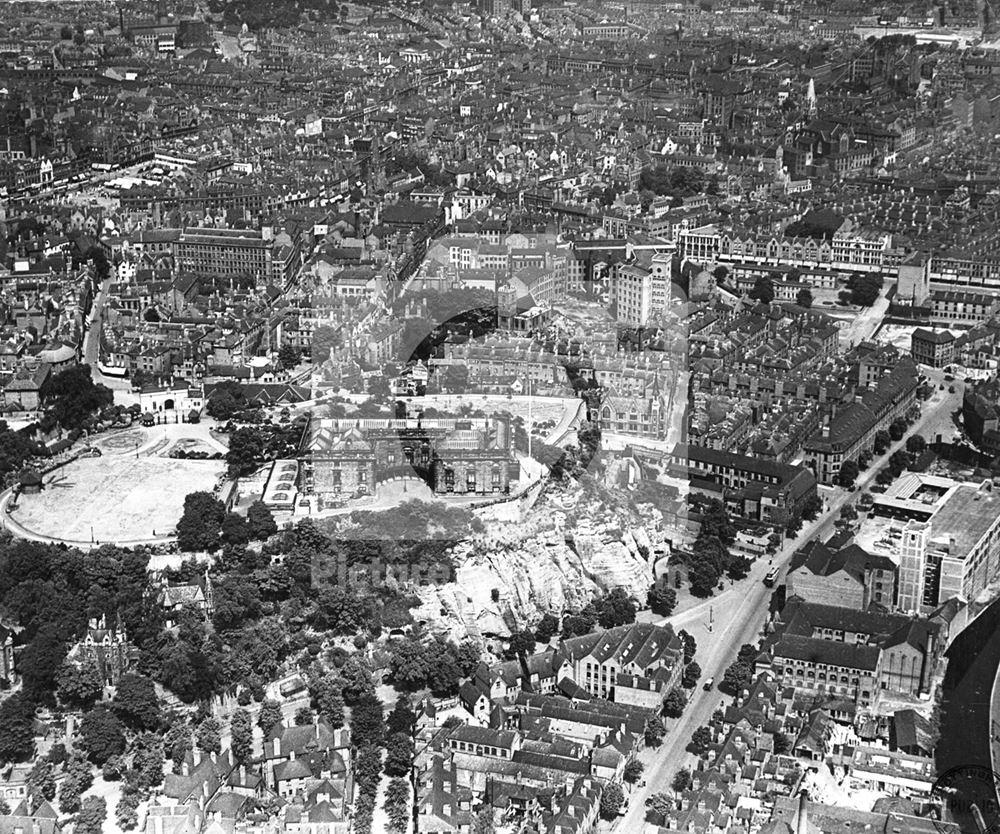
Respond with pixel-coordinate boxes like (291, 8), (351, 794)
(6, 450), (224, 546)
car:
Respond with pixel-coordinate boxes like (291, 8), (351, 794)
(703, 677), (714, 690)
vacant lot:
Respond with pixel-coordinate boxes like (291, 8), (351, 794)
(12, 455), (223, 544)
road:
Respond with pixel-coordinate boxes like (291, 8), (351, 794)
(615, 380), (964, 832)
(81, 266), (136, 394)
(83, 268), (113, 366)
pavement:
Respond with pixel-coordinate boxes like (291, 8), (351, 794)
(614, 382), (964, 832)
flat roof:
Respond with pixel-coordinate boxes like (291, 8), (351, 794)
(932, 484), (1000, 561)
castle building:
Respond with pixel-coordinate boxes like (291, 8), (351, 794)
(304, 417), (519, 499)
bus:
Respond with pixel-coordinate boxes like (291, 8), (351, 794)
(764, 567), (779, 587)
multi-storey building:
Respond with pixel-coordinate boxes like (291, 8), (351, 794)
(558, 622), (684, 701)
(767, 600), (942, 708)
(869, 475), (1000, 611)
(803, 357), (919, 484)
(787, 541), (898, 610)
(667, 443), (818, 525)
(175, 227), (300, 286)
(679, 225), (891, 274)
(910, 328), (955, 367)
(304, 417), (518, 499)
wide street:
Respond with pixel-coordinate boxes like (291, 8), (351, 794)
(615, 378), (964, 831)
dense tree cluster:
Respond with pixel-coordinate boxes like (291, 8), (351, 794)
(684, 500), (745, 597)
(840, 273), (883, 307)
(40, 365), (114, 432)
(560, 588), (637, 639)
(176, 492), (277, 553)
(225, 424), (302, 478)
(387, 633), (480, 695)
(0, 542), (160, 710)
(638, 164), (705, 198)
(721, 643), (759, 694)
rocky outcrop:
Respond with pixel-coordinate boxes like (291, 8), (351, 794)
(412, 521), (654, 644)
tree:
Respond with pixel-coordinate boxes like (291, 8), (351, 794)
(689, 725), (713, 755)
(561, 609), (597, 639)
(311, 676), (346, 728)
(384, 731), (414, 777)
(384, 777), (410, 833)
(311, 325), (339, 363)
(164, 723), (192, 772)
(873, 430), (891, 455)
(906, 434), (927, 454)
(79, 706), (126, 765)
(19, 624), (68, 705)
(624, 759), (644, 784)
(212, 574), (262, 633)
(644, 716), (666, 748)
(196, 717), (222, 754)
(534, 613), (559, 643)
(60, 25), (73, 39)
(132, 732), (164, 789)
(888, 419), (906, 441)
(599, 782), (624, 820)
(56, 659), (103, 708)
(294, 707), (313, 726)
(722, 661), (753, 693)
(351, 693), (385, 748)
(647, 580), (677, 616)
(176, 491), (226, 552)
(112, 673), (161, 731)
(221, 513), (251, 545)
(388, 637), (431, 690)
(595, 587), (636, 629)
(354, 744), (383, 795)
(749, 275), (775, 304)
(796, 287), (813, 307)
(277, 344), (300, 370)
(837, 459), (860, 488)
(682, 661), (702, 689)
(773, 732), (791, 755)
(59, 775), (82, 815)
(116, 794), (139, 831)
(699, 500), (736, 544)
(801, 493), (823, 521)
(647, 792), (674, 824)
(26, 759), (56, 808)
(672, 767), (692, 793)
(41, 365), (113, 431)
(231, 709), (253, 764)
(386, 695), (416, 737)
(726, 554), (751, 581)
(688, 556), (721, 597)
(508, 629), (536, 658)
(472, 805), (494, 834)
(662, 687), (687, 718)
(247, 501), (278, 540)
(679, 630), (697, 665)
(847, 273), (882, 307)
(76, 797), (107, 834)
(226, 428), (267, 478)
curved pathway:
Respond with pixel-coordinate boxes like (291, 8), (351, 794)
(0, 486), (175, 548)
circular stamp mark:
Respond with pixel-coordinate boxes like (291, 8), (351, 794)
(931, 765), (1000, 834)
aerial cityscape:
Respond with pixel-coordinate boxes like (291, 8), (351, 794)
(2, 1), (1000, 833)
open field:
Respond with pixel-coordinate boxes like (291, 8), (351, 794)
(10, 455), (224, 544)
